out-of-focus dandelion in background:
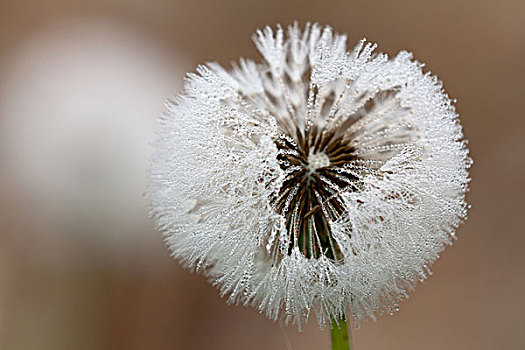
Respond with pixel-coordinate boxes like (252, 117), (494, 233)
(0, 1), (524, 349)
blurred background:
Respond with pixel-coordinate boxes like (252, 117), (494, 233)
(0, 0), (523, 349)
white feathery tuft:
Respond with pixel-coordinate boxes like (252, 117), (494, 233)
(149, 22), (471, 328)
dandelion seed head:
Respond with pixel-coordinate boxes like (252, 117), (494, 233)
(149, 22), (471, 328)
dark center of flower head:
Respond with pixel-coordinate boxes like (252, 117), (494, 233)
(266, 85), (410, 261)
(273, 121), (360, 261)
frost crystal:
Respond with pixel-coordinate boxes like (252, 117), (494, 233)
(149, 23), (471, 328)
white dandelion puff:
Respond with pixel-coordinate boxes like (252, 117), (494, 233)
(148, 23), (471, 328)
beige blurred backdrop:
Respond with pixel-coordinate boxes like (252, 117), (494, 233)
(0, 0), (524, 349)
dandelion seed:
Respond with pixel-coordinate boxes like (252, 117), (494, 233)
(148, 23), (471, 328)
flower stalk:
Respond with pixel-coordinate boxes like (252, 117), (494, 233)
(330, 318), (350, 350)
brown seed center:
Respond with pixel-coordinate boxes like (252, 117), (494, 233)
(271, 124), (358, 260)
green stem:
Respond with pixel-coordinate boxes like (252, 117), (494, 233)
(330, 317), (350, 350)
